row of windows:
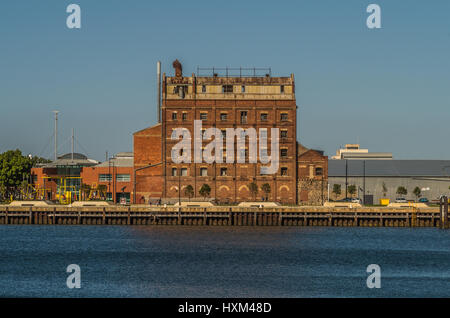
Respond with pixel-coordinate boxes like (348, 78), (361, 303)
(173, 85), (287, 95)
(172, 111), (289, 122)
(199, 85), (286, 94)
(99, 174), (131, 182)
(173, 148), (290, 158)
(171, 167), (290, 177)
(173, 129), (288, 139)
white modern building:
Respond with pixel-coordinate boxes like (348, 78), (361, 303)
(332, 144), (393, 160)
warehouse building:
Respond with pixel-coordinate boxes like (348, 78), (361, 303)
(328, 160), (450, 204)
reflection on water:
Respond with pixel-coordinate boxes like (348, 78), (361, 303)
(0, 226), (449, 297)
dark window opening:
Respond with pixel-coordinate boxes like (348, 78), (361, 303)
(222, 85), (233, 93)
(315, 167), (323, 176)
(240, 111), (248, 124)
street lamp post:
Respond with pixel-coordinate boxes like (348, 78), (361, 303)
(363, 160), (366, 205)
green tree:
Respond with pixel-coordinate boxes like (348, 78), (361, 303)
(199, 184), (211, 200)
(332, 184), (341, 200)
(396, 186), (407, 197)
(347, 185), (357, 198)
(261, 183), (271, 201)
(0, 150), (34, 202)
(248, 182), (258, 200)
(413, 187), (421, 201)
(184, 185), (194, 201)
(30, 156), (51, 166)
(382, 182), (388, 198)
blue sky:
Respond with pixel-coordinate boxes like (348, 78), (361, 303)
(1, 0), (449, 161)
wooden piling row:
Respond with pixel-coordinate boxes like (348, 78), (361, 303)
(0, 206), (446, 228)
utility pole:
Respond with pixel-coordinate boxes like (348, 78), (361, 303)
(363, 160), (366, 205)
(52, 111), (59, 161)
(71, 128), (74, 161)
(157, 61), (161, 123)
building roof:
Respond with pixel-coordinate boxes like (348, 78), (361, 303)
(95, 153), (134, 168)
(329, 160), (450, 177)
(340, 152), (393, 160)
(39, 153), (98, 168)
(297, 143), (325, 157)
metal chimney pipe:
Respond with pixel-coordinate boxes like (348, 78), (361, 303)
(52, 110), (59, 161)
(157, 61), (161, 123)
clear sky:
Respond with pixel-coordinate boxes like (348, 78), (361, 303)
(1, 0), (449, 161)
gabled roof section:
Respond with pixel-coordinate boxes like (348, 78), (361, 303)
(133, 123), (162, 135)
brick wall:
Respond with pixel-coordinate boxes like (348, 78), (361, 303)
(133, 124), (163, 203)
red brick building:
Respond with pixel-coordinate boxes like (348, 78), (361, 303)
(31, 153), (98, 202)
(129, 61), (328, 205)
(81, 152), (134, 204)
(155, 62), (298, 204)
(297, 143), (329, 205)
(31, 61), (328, 206)
(133, 124), (163, 203)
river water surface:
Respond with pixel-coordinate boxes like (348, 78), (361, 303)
(0, 225), (449, 297)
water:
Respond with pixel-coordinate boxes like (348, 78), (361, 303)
(0, 225), (449, 297)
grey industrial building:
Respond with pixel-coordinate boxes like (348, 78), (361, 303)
(328, 160), (450, 204)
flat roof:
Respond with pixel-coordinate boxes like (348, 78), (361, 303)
(329, 160), (450, 177)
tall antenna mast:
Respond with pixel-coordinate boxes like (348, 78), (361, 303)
(52, 110), (59, 161)
(71, 128), (74, 161)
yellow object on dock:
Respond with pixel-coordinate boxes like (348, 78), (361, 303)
(380, 199), (390, 206)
